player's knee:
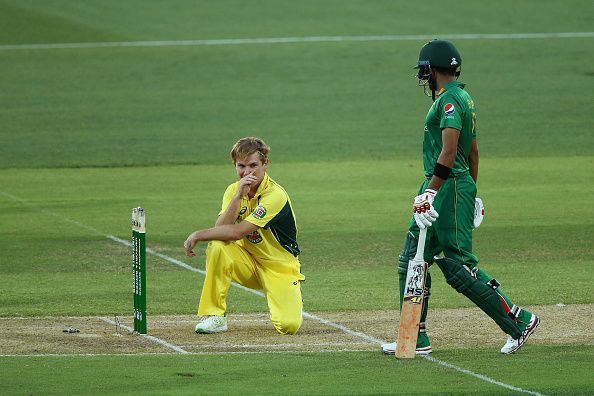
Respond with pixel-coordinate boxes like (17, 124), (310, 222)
(206, 240), (228, 258)
(273, 314), (302, 335)
(398, 232), (417, 276)
(435, 257), (474, 292)
(398, 258), (408, 277)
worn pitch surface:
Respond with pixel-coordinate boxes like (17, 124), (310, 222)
(1, 304), (591, 356)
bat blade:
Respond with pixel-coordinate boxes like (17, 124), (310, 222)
(395, 227), (428, 359)
(396, 258), (427, 358)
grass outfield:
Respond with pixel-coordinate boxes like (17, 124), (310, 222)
(1, 158), (592, 316)
(1, 347), (593, 395)
(1, 0), (593, 395)
(1, 2), (593, 168)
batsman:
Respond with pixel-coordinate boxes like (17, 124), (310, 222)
(383, 40), (540, 355)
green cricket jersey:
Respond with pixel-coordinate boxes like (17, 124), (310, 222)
(423, 81), (476, 178)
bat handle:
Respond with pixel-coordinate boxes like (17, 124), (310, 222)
(414, 227), (427, 262)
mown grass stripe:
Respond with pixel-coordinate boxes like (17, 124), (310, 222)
(0, 32), (592, 50)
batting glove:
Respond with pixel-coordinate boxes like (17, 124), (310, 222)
(473, 197), (484, 229)
(413, 189), (439, 229)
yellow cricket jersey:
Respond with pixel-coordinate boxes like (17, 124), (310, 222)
(219, 173), (300, 262)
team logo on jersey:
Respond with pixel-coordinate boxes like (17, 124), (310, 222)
(246, 230), (263, 244)
(252, 205), (267, 220)
(444, 103), (456, 116)
(237, 207), (248, 223)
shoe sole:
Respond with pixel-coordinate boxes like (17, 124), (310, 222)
(195, 326), (228, 334)
(415, 346), (433, 355)
(503, 316), (540, 355)
(382, 347), (432, 355)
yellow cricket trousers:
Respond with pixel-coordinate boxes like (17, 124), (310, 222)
(198, 240), (304, 335)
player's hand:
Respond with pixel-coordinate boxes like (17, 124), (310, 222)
(413, 189), (439, 229)
(237, 172), (258, 198)
(183, 234), (198, 257)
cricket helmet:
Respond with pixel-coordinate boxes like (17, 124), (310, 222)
(415, 39), (462, 98)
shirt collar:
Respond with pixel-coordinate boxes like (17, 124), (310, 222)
(436, 81), (466, 98)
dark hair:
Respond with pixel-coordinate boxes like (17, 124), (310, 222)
(432, 67), (458, 77)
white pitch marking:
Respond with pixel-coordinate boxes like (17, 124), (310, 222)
(0, 191), (101, 234)
(0, 316), (98, 320)
(98, 317), (189, 354)
(423, 355), (544, 396)
(177, 341), (375, 348)
(302, 312), (385, 344)
(0, 32), (592, 51)
(0, 349), (373, 357)
(107, 235), (264, 297)
(1, 190), (545, 395)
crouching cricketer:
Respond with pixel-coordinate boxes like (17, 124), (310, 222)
(184, 137), (305, 335)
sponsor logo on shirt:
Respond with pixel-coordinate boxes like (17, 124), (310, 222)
(237, 206), (248, 223)
(247, 230), (263, 244)
(444, 103), (456, 115)
(252, 205), (267, 220)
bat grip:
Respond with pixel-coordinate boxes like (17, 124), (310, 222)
(414, 227), (427, 262)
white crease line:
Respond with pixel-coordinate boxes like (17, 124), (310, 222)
(423, 355), (544, 396)
(0, 191), (102, 234)
(98, 317), (189, 355)
(0, 353), (179, 357)
(107, 235), (264, 297)
(177, 342), (375, 348)
(0, 316), (101, 320)
(0, 32), (592, 50)
(0, 350), (373, 357)
(1, 190), (545, 395)
(303, 312), (385, 344)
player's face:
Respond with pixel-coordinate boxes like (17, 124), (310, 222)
(416, 65), (434, 97)
(235, 152), (269, 183)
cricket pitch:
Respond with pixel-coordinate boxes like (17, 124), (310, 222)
(1, 304), (591, 356)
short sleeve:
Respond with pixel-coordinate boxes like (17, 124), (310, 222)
(439, 96), (463, 131)
(219, 184), (237, 216)
(244, 189), (287, 228)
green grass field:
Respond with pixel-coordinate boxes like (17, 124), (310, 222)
(1, 1), (593, 395)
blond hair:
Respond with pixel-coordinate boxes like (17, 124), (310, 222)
(230, 137), (270, 163)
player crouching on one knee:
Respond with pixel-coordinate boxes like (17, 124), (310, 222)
(184, 137), (305, 335)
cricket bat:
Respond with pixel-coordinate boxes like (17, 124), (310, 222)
(395, 227), (428, 358)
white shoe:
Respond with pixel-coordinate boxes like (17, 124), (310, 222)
(195, 316), (228, 334)
(381, 341), (432, 355)
(500, 314), (540, 354)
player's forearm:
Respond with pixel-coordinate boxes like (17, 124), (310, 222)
(215, 195), (242, 226)
(427, 149), (456, 191)
(189, 224), (245, 243)
(469, 139), (479, 182)
(429, 128), (459, 191)
(469, 154), (478, 182)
